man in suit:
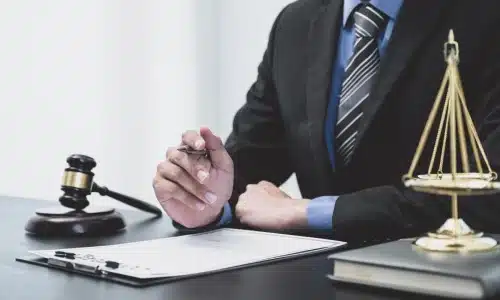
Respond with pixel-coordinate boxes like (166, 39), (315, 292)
(153, 0), (500, 243)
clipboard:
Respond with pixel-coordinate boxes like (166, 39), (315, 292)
(16, 228), (347, 287)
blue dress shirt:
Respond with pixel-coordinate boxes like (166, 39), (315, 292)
(216, 0), (403, 230)
(309, 0), (403, 231)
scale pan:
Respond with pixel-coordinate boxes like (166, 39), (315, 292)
(404, 173), (500, 196)
(417, 173), (496, 181)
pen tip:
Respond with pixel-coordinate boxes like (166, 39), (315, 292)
(448, 29), (454, 42)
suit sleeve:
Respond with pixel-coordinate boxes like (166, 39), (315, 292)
(330, 37), (500, 245)
(224, 6), (295, 222)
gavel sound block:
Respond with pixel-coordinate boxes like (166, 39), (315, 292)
(25, 154), (162, 237)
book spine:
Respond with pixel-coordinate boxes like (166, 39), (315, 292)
(481, 270), (500, 298)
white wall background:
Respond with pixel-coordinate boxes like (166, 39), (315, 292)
(0, 0), (300, 210)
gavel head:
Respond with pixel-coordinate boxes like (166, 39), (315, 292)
(59, 154), (97, 210)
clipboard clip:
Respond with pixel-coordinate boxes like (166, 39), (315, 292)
(47, 253), (121, 275)
(48, 257), (103, 275)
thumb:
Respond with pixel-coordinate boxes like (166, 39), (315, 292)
(200, 127), (232, 172)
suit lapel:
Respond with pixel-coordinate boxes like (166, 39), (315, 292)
(349, 0), (450, 160)
(305, 0), (342, 185)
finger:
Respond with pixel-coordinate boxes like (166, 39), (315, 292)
(245, 184), (258, 191)
(235, 192), (256, 224)
(155, 178), (207, 211)
(246, 183), (269, 192)
(166, 147), (212, 184)
(244, 184), (268, 198)
(258, 180), (290, 198)
(257, 180), (274, 187)
(257, 180), (277, 193)
(199, 127), (233, 172)
(235, 194), (248, 220)
(157, 161), (217, 204)
(181, 130), (205, 150)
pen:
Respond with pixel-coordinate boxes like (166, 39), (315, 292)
(177, 145), (209, 158)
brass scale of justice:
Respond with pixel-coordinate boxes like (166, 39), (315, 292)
(402, 30), (500, 252)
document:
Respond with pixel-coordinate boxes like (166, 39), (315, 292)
(28, 228), (346, 279)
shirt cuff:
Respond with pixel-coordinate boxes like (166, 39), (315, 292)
(307, 196), (338, 231)
(217, 202), (233, 226)
(172, 202), (232, 232)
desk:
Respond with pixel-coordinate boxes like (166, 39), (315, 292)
(0, 196), (453, 300)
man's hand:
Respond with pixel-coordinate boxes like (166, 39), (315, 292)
(235, 181), (308, 231)
(153, 127), (234, 228)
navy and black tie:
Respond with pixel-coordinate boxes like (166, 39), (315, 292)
(335, 3), (388, 165)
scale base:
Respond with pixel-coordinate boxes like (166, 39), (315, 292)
(414, 218), (498, 252)
(25, 206), (126, 237)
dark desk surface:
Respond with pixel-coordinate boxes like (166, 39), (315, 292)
(0, 196), (452, 300)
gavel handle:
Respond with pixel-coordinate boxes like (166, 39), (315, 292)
(92, 183), (163, 217)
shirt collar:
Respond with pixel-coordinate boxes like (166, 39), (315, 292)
(343, 0), (404, 26)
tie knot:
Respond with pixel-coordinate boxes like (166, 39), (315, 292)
(353, 4), (388, 38)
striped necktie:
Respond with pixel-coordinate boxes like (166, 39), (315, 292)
(335, 3), (388, 165)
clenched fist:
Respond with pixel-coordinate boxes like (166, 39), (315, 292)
(153, 127), (234, 228)
(235, 181), (308, 231)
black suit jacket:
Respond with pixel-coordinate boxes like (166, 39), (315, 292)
(224, 0), (500, 243)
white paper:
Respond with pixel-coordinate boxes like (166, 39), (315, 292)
(30, 228), (345, 279)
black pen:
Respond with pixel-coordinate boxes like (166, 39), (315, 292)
(177, 145), (209, 158)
